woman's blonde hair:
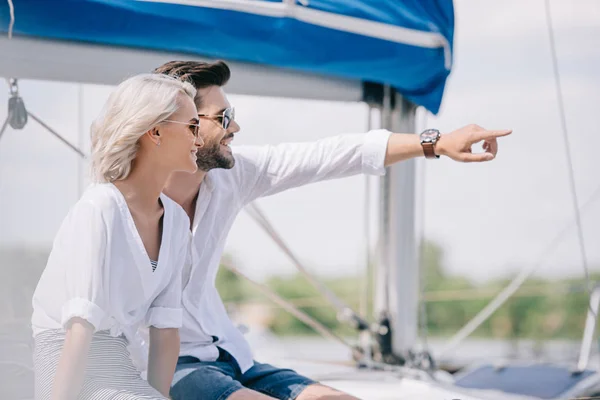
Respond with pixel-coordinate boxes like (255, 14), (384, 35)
(90, 73), (196, 183)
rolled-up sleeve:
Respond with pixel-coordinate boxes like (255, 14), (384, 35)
(234, 129), (391, 204)
(61, 297), (106, 331)
(59, 201), (109, 331)
(146, 275), (183, 328)
(145, 305), (182, 329)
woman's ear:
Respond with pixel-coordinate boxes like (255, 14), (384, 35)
(147, 128), (161, 147)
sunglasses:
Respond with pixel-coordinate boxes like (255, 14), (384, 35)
(162, 118), (201, 138)
(198, 107), (235, 130)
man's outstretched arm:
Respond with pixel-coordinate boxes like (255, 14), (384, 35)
(384, 124), (512, 166)
(235, 124), (512, 204)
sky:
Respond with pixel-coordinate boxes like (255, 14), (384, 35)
(0, 0), (599, 284)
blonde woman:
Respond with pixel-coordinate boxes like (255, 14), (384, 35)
(31, 74), (203, 400)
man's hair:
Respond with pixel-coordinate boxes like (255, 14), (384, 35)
(153, 61), (231, 105)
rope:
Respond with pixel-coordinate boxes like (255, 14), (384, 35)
(7, 0), (15, 39)
(28, 112), (87, 158)
(0, 116), (9, 141)
(244, 201), (367, 329)
(219, 259), (354, 350)
(544, 0), (593, 303)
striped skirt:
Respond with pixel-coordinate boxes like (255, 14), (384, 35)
(33, 329), (167, 400)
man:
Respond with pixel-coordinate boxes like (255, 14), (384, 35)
(155, 60), (512, 400)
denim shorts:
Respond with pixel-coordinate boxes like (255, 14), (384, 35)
(170, 348), (316, 400)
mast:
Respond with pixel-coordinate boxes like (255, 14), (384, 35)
(374, 85), (419, 361)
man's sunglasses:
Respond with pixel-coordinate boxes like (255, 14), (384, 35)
(198, 107), (235, 130)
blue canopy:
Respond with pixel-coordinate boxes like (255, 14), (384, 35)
(0, 0), (454, 113)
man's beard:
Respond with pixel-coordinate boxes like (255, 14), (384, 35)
(196, 140), (235, 171)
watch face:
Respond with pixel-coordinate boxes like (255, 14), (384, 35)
(421, 129), (440, 142)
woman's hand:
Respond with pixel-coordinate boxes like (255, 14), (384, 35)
(51, 318), (94, 400)
(147, 327), (180, 398)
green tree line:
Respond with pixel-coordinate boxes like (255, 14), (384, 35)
(216, 240), (593, 340)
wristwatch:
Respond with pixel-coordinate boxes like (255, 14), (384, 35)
(420, 129), (441, 159)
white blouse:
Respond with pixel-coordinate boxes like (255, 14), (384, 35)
(32, 183), (190, 367)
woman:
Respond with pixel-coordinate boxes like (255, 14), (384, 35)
(31, 73), (203, 399)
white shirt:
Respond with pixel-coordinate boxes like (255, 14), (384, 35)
(180, 130), (391, 373)
(32, 183), (190, 369)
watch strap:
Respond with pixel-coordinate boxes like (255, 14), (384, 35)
(422, 141), (439, 159)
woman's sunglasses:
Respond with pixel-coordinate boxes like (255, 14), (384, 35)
(198, 107), (235, 130)
(162, 118), (201, 138)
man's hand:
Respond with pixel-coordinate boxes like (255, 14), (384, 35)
(436, 124), (512, 163)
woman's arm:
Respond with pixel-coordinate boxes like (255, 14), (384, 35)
(147, 327), (180, 397)
(51, 318), (94, 400)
